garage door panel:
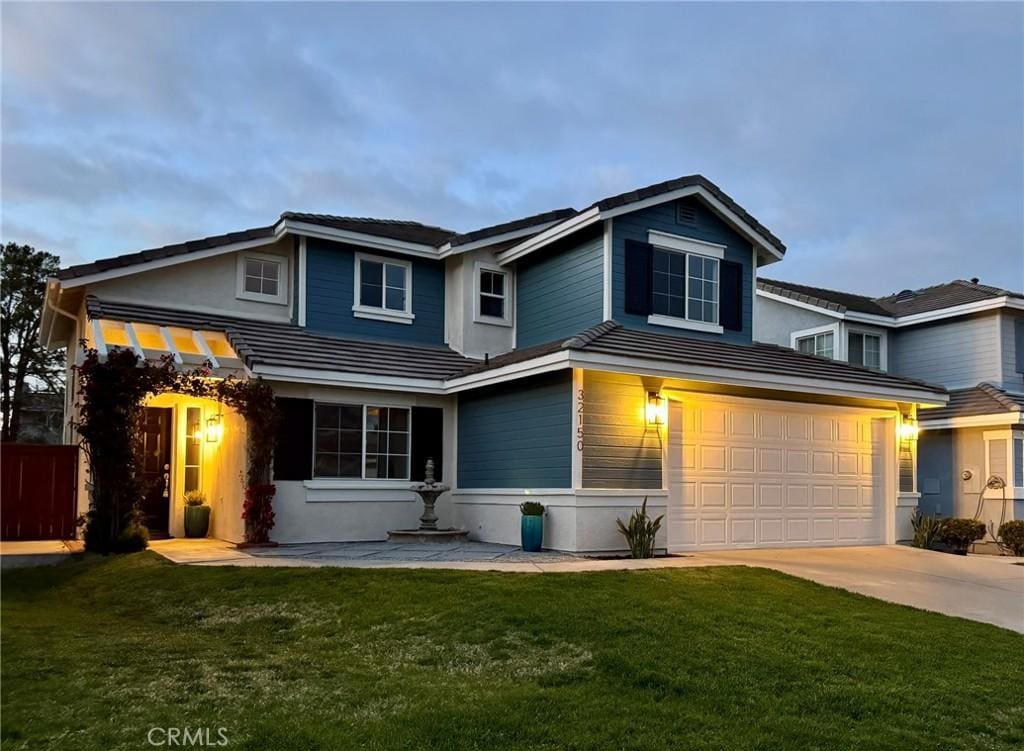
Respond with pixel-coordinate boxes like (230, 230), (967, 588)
(668, 398), (890, 552)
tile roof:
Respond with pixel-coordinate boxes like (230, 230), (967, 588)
(279, 213), (456, 246)
(461, 320), (945, 397)
(447, 208), (577, 248)
(589, 175), (786, 256)
(85, 298), (472, 380)
(758, 278), (1023, 319)
(919, 383), (1024, 422)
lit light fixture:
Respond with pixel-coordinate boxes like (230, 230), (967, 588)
(646, 392), (667, 426)
(205, 413), (223, 443)
(899, 420), (919, 441)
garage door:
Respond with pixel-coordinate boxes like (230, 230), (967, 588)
(666, 396), (891, 551)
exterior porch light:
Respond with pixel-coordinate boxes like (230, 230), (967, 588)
(899, 419), (919, 441)
(646, 392), (667, 426)
(205, 413), (223, 443)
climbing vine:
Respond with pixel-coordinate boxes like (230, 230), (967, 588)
(74, 346), (279, 552)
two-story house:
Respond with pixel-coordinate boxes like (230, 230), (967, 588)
(40, 175), (948, 552)
(756, 277), (1024, 535)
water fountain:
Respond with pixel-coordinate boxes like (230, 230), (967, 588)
(387, 458), (468, 543)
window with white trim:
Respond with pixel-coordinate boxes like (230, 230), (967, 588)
(848, 332), (882, 369)
(796, 331), (834, 359)
(1014, 435), (1024, 489)
(652, 248), (719, 324)
(314, 403), (410, 479)
(352, 253), (413, 323)
(236, 253), (287, 304)
(478, 268), (507, 320)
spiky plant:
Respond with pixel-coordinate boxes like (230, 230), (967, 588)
(616, 497), (663, 559)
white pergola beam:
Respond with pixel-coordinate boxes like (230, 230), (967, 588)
(159, 326), (183, 365)
(123, 322), (145, 359)
(90, 319), (108, 358)
(191, 330), (220, 369)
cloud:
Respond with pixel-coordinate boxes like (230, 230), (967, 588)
(1, 1), (1021, 293)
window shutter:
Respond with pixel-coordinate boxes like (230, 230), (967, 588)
(410, 407), (444, 482)
(623, 239), (653, 316)
(720, 261), (744, 331)
(273, 398), (313, 481)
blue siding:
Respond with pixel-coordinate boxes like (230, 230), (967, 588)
(457, 371), (572, 488)
(516, 232), (604, 348)
(305, 238), (445, 345)
(612, 197), (754, 344)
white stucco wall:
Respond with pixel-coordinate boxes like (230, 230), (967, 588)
(88, 237), (295, 322)
(444, 248), (515, 359)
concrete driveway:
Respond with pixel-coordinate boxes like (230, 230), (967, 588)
(698, 545), (1024, 633)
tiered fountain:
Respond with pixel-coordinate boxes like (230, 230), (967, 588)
(387, 458), (468, 543)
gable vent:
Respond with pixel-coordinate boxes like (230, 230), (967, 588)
(676, 204), (698, 227)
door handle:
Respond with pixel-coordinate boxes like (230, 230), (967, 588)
(162, 463), (170, 498)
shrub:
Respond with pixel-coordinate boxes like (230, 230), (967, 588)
(112, 511), (149, 553)
(910, 509), (947, 550)
(520, 501), (545, 516)
(616, 497), (663, 559)
(939, 518), (986, 555)
(242, 484), (276, 544)
(183, 490), (207, 507)
(997, 520), (1024, 557)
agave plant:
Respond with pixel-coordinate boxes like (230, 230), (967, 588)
(616, 497), (663, 559)
(910, 508), (947, 550)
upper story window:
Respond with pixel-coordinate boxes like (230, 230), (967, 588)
(353, 253), (414, 324)
(848, 331), (882, 369)
(796, 330), (834, 359)
(236, 252), (287, 305)
(474, 263), (512, 326)
(314, 402), (410, 479)
(652, 248), (720, 325)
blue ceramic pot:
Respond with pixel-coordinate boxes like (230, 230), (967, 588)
(521, 514), (543, 552)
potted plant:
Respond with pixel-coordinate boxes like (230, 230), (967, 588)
(520, 501), (545, 552)
(183, 491), (211, 538)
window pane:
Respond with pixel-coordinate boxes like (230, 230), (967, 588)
(245, 259), (262, 278)
(490, 272), (504, 296)
(385, 287), (405, 311)
(361, 260), (383, 286)
(798, 337), (815, 354)
(818, 333), (834, 359)
(339, 454), (361, 478)
(184, 467), (200, 494)
(244, 276), (263, 294)
(670, 252), (685, 276)
(365, 430), (381, 453)
(388, 431), (409, 454)
(669, 296), (685, 318)
(848, 333), (864, 366)
(704, 302), (716, 323)
(1014, 437), (1023, 488)
(389, 408), (409, 431)
(263, 279), (278, 297)
(361, 282), (383, 308)
(315, 454), (340, 477)
(315, 429), (338, 453)
(365, 407), (380, 431)
(385, 264), (405, 289)
(340, 429), (362, 453)
(653, 250), (670, 272)
(316, 404), (339, 427)
(480, 295), (504, 318)
(365, 454), (382, 478)
(338, 405), (361, 430)
(388, 455), (409, 479)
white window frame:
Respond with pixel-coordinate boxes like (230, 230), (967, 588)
(983, 429), (1024, 499)
(847, 327), (888, 371)
(473, 261), (512, 326)
(791, 322), (839, 360)
(236, 252), (288, 305)
(313, 402), (412, 481)
(646, 230), (725, 335)
(352, 252), (415, 324)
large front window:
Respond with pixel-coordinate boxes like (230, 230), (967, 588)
(314, 403), (410, 479)
(652, 248), (719, 324)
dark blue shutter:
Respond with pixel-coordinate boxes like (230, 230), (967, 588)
(624, 239), (653, 316)
(411, 407), (444, 482)
(274, 398), (313, 481)
(720, 261), (743, 332)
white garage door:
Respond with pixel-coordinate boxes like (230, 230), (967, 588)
(667, 396), (891, 552)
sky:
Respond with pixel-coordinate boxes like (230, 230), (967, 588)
(2, 1), (1022, 295)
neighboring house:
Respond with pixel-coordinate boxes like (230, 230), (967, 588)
(756, 277), (1024, 533)
(14, 391), (65, 444)
(40, 174), (947, 552)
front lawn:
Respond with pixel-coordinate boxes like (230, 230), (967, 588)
(2, 554), (1022, 750)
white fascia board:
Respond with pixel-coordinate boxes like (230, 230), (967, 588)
(847, 296), (1022, 328)
(438, 220), (564, 257)
(495, 208), (600, 265)
(443, 351), (572, 393)
(58, 236), (282, 289)
(755, 289), (848, 320)
(565, 351), (948, 406)
(278, 220), (441, 259)
(919, 412), (1024, 430)
(253, 365), (447, 394)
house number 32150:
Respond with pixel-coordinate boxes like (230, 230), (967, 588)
(576, 388), (585, 451)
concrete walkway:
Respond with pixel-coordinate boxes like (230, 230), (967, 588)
(0, 540), (83, 569)
(148, 539), (1024, 632)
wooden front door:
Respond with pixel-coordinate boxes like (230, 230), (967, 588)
(139, 407), (172, 537)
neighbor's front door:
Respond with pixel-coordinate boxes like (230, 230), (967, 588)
(140, 407), (172, 537)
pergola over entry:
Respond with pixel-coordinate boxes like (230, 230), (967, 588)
(85, 318), (244, 373)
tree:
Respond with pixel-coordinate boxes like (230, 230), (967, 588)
(1, 242), (63, 442)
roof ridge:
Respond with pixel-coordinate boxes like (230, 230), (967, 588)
(280, 211), (454, 232)
(976, 382), (1023, 411)
(561, 320), (622, 349)
(758, 277), (878, 303)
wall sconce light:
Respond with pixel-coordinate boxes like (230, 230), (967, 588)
(205, 413), (223, 443)
(646, 392), (666, 426)
(899, 420), (919, 441)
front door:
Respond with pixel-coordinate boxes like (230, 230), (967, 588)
(140, 407), (172, 537)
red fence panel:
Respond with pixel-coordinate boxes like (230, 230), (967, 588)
(1, 444), (79, 540)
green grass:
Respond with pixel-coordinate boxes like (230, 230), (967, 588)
(2, 554), (1022, 750)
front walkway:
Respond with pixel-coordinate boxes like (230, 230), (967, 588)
(0, 540), (83, 569)
(149, 539), (1024, 632)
